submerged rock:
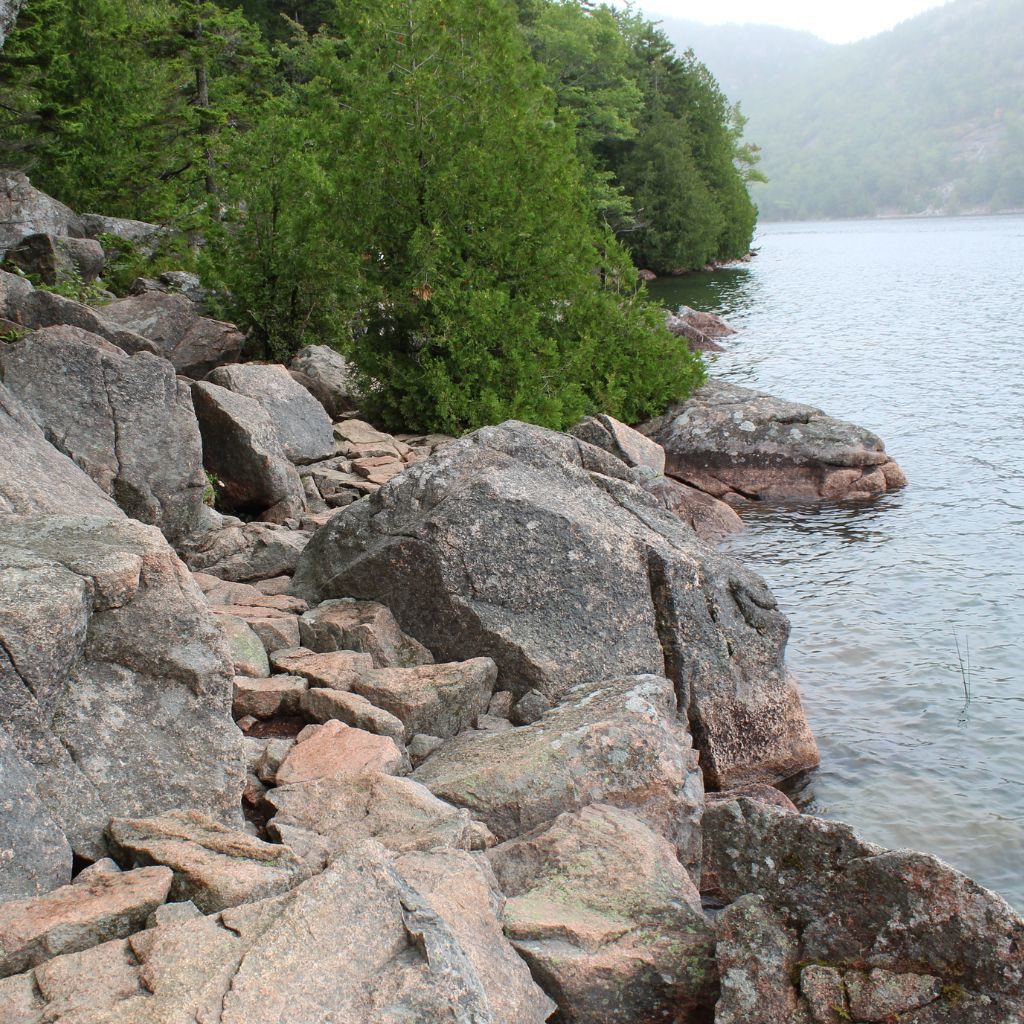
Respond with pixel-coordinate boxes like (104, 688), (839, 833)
(293, 419), (818, 788)
(643, 380), (908, 502)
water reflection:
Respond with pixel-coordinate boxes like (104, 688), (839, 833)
(645, 266), (760, 323)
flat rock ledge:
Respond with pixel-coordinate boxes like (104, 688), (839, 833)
(643, 379), (908, 502)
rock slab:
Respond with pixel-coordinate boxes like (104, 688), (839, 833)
(0, 515), (244, 859)
(0, 325), (207, 542)
(643, 380), (908, 502)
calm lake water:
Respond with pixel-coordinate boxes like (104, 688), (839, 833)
(649, 216), (1024, 910)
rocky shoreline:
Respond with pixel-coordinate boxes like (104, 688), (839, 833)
(1, 175), (1021, 1023)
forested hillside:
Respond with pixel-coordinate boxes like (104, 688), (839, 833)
(657, 0), (1024, 220)
(0, 0), (760, 432)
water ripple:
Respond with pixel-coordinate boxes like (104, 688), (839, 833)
(650, 215), (1024, 909)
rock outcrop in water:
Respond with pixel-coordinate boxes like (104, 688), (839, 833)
(643, 379), (909, 502)
(3, 175), (1016, 1024)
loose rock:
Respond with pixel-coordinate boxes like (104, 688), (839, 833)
(288, 344), (360, 418)
(107, 809), (309, 914)
(100, 291), (243, 378)
(191, 380), (306, 520)
(294, 420), (818, 788)
(298, 597), (434, 668)
(414, 674), (704, 871)
(0, 866), (172, 977)
(266, 772), (476, 855)
(206, 363), (336, 465)
(350, 658), (497, 741)
(488, 804), (715, 1023)
(275, 720), (406, 784)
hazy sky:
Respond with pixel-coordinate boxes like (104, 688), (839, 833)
(638, 0), (953, 44)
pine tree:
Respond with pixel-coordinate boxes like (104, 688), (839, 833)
(213, 0), (703, 431)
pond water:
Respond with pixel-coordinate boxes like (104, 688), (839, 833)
(648, 216), (1024, 909)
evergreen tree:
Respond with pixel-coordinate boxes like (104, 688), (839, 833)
(213, 0), (703, 431)
(1, 0), (271, 221)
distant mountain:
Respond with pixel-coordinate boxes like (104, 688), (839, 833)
(652, 0), (1024, 220)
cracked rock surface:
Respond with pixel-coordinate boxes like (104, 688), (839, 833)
(0, 380), (123, 519)
(0, 515), (244, 860)
(293, 419), (819, 788)
(642, 380), (908, 502)
(703, 797), (1024, 1022)
(0, 841), (554, 1024)
(0, 325), (207, 543)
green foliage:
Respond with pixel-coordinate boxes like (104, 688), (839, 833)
(96, 231), (199, 296)
(200, 92), (359, 362)
(3, 0), (747, 433)
(206, 0), (704, 431)
(1, 0), (273, 222)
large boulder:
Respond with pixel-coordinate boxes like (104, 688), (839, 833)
(100, 291), (243, 378)
(0, 269), (157, 355)
(642, 380), (908, 502)
(0, 381), (123, 519)
(4, 233), (105, 285)
(488, 804), (716, 1023)
(0, 842), (555, 1023)
(289, 344), (360, 418)
(191, 380), (306, 520)
(0, 325), (207, 542)
(0, 515), (244, 859)
(206, 363), (336, 464)
(0, 172), (84, 257)
(414, 674), (704, 872)
(293, 420), (819, 789)
(178, 517), (309, 582)
(0, 725), (73, 901)
(703, 798), (1024, 1021)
